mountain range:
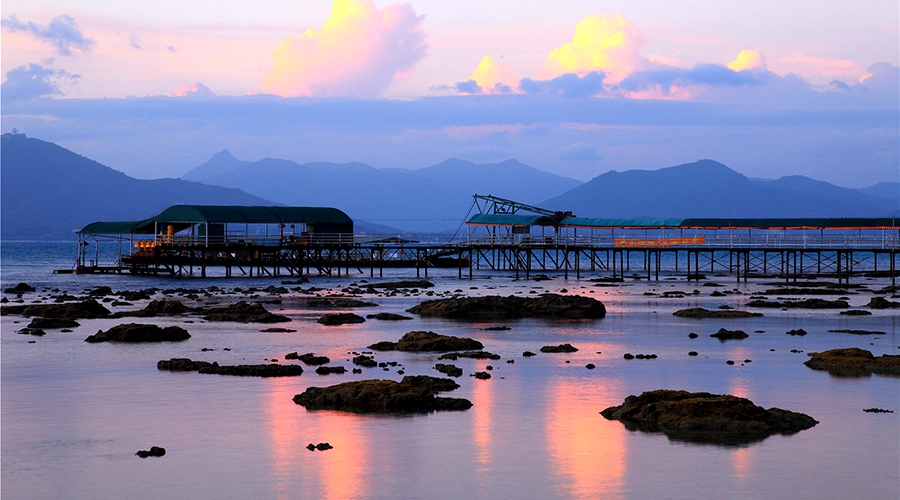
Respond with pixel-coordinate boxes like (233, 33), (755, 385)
(1, 133), (897, 241)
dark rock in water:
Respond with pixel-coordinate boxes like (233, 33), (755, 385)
(204, 301), (291, 323)
(863, 408), (894, 413)
(315, 366), (347, 375)
(623, 353), (635, 360)
(368, 331), (483, 352)
(840, 309), (872, 316)
(315, 442), (333, 451)
(673, 307), (762, 319)
(407, 293), (606, 320)
(401, 375), (460, 392)
(135, 446), (166, 458)
(438, 350), (501, 361)
(2, 299), (111, 319)
(747, 298), (849, 309)
(118, 289), (152, 301)
(804, 348), (900, 377)
(85, 323), (190, 343)
(522, 351), (537, 357)
(293, 379), (472, 413)
(688, 351), (699, 356)
(688, 332), (699, 338)
(306, 297), (378, 308)
(88, 286), (113, 297)
(113, 299), (195, 318)
(366, 312), (413, 321)
(27, 317), (80, 329)
(317, 313), (365, 326)
(600, 389), (818, 445)
(868, 296), (900, 309)
(261, 327), (296, 332)
(297, 353), (330, 365)
(352, 355), (377, 368)
(710, 328), (749, 341)
(434, 363), (463, 377)
(483, 325), (511, 331)
(4, 282), (35, 294)
(827, 329), (885, 335)
(472, 371), (491, 380)
(17, 327), (47, 336)
(157, 358), (303, 377)
(786, 328), (808, 336)
(370, 280), (435, 289)
(586, 363), (596, 369)
(540, 343), (578, 353)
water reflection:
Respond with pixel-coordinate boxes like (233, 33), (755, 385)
(266, 379), (367, 499)
(547, 378), (625, 499)
(471, 376), (495, 468)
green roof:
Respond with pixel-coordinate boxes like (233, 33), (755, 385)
(79, 205), (353, 235)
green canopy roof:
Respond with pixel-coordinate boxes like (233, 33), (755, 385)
(79, 205), (353, 235)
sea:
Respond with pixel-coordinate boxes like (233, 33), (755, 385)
(2, 241), (898, 499)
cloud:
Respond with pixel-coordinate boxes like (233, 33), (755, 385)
(727, 49), (766, 72)
(259, 0), (427, 97)
(1, 15), (96, 56)
(460, 56), (521, 94)
(1, 63), (79, 105)
(168, 82), (215, 98)
(520, 71), (607, 97)
(560, 143), (601, 162)
(537, 14), (647, 84)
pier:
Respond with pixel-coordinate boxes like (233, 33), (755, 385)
(71, 198), (899, 284)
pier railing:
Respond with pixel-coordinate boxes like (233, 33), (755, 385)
(461, 233), (899, 250)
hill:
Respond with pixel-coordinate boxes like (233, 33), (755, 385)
(1, 133), (273, 240)
(183, 156), (582, 232)
(541, 160), (899, 218)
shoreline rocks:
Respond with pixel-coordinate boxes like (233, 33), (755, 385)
(540, 343), (578, 353)
(85, 323), (190, 343)
(673, 308), (762, 319)
(601, 389), (818, 445)
(157, 358), (304, 377)
(368, 331), (483, 352)
(317, 313), (365, 326)
(804, 348), (900, 377)
(710, 328), (749, 340)
(292, 379), (472, 413)
(203, 302), (291, 323)
(407, 293), (606, 320)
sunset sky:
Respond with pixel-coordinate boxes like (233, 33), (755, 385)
(2, 0), (898, 187)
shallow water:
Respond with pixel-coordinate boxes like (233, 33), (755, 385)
(2, 242), (898, 499)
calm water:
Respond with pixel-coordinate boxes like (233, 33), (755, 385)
(2, 242), (898, 499)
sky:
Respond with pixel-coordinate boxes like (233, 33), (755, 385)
(1, 0), (898, 187)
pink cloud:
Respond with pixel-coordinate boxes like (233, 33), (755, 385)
(167, 82), (215, 97)
(259, 0), (426, 97)
(462, 56), (521, 94)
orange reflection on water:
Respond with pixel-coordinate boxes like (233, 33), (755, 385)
(265, 379), (368, 500)
(471, 376), (495, 467)
(546, 378), (625, 499)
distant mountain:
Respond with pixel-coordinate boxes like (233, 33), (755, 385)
(542, 160), (899, 218)
(0, 134), (273, 240)
(181, 150), (250, 181)
(185, 156), (583, 232)
(858, 181), (899, 202)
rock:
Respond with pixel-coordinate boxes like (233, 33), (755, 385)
(4, 283), (35, 294)
(88, 286), (113, 297)
(804, 348), (900, 376)
(710, 328), (749, 341)
(113, 299), (195, 318)
(623, 353), (635, 360)
(434, 363), (463, 377)
(297, 353), (330, 365)
(135, 446), (166, 458)
(482, 325), (511, 331)
(315, 366), (347, 375)
(27, 317), (80, 329)
(688, 351), (698, 356)
(540, 343), (579, 353)
(261, 327), (296, 332)
(600, 389), (818, 445)
(317, 313), (365, 326)
(827, 329), (885, 335)
(1, 299), (111, 319)
(370, 280), (435, 289)
(352, 355), (378, 368)
(17, 327), (47, 336)
(365, 312), (413, 321)
(586, 363), (596, 369)
(839, 310), (872, 316)
(306, 298), (378, 308)
(315, 442), (333, 451)
(438, 351), (501, 360)
(118, 289), (152, 301)
(203, 301), (291, 323)
(688, 332), (699, 338)
(157, 358), (304, 377)
(407, 293), (606, 320)
(85, 323), (191, 343)
(863, 408), (894, 413)
(868, 296), (900, 309)
(522, 351), (537, 357)
(747, 298), (849, 309)
(673, 308), (762, 319)
(472, 371), (491, 380)
(292, 379), (472, 413)
(306, 443), (316, 451)
(368, 331), (483, 352)
(786, 328), (808, 336)
(400, 375), (460, 392)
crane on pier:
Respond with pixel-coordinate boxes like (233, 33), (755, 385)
(472, 194), (574, 225)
